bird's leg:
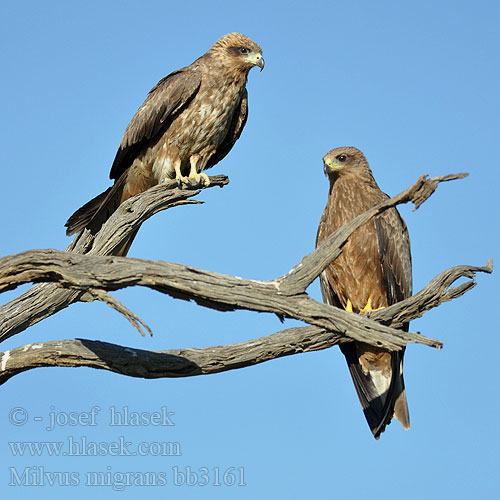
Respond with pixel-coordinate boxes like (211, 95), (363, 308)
(174, 159), (189, 187)
(188, 155), (200, 182)
(188, 155), (210, 187)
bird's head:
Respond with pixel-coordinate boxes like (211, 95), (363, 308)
(210, 33), (264, 72)
(323, 146), (368, 178)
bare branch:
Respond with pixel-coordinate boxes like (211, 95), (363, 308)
(0, 255), (491, 385)
(85, 289), (153, 338)
(0, 327), (345, 386)
(0, 172), (467, 345)
(0, 170), (490, 385)
(2, 257), (492, 353)
(0, 247), (435, 350)
(370, 259), (493, 327)
(410, 173), (469, 210)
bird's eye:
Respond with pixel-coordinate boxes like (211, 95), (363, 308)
(336, 154), (347, 162)
(239, 47), (249, 54)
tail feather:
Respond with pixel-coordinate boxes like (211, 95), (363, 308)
(65, 174), (138, 256)
(65, 174), (128, 235)
(65, 187), (113, 236)
(392, 353), (410, 430)
(340, 342), (409, 439)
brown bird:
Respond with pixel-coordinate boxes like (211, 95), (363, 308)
(316, 146), (412, 439)
(66, 32), (264, 254)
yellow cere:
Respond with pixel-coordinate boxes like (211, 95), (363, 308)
(326, 159), (342, 170)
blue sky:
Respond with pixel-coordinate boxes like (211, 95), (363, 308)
(1, 0), (498, 498)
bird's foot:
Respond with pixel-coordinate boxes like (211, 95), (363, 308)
(175, 175), (190, 188)
(187, 171), (210, 187)
(188, 168), (210, 187)
(199, 172), (210, 186)
(359, 297), (384, 315)
(344, 297), (384, 315)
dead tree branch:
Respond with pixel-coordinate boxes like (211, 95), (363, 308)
(0, 326), (338, 386)
(0, 254), (492, 386)
(0, 171), (491, 385)
(0, 247), (441, 350)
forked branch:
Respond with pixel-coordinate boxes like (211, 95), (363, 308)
(0, 171), (492, 385)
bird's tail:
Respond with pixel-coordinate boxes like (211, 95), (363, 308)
(340, 342), (410, 439)
(65, 175), (137, 256)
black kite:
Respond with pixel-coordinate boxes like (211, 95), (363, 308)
(316, 146), (412, 439)
(66, 33), (264, 255)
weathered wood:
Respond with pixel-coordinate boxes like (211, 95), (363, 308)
(0, 172), (466, 346)
(0, 247), (437, 350)
(0, 326), (341, 385)
(0, 171), (491, 385)
(370, 259), (493, 327)
(0, 258), (492, 385)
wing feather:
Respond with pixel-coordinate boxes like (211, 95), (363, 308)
(374, 204), (412, 305)
(109, 66), (202, 180)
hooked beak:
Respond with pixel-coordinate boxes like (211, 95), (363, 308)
(256, 55), (265, 71)
(247, 52), (264, 71)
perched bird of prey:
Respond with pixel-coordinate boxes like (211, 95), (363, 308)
(66, 32), (264, 254)
(316, 146), (412, 439)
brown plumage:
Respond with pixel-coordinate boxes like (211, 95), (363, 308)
(66, 33), (264, 254)
(316, 146), (412, 439)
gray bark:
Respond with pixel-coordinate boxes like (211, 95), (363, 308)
(0, 172), (492, 385)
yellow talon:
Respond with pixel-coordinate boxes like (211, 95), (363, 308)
(200, 173), (210, 186)
(359, 297), (373, 314)
(359, 297), (384, 315)
(344, 297), (385, 314)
